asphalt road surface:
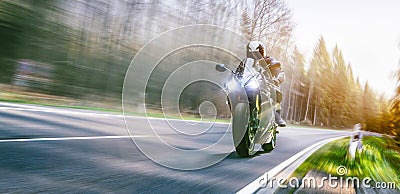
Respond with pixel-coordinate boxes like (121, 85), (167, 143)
(0, 102), (350, 193)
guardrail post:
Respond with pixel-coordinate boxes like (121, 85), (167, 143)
(349, 123), (363, 160)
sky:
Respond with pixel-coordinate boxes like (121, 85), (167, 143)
(285, 0), (400, 97)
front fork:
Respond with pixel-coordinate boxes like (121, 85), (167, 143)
(227, 90), (261, 132)
(249, 94), (260, 133)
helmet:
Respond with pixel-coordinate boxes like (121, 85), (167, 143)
(246, 41), (266, 60)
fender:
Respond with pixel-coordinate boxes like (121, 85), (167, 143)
(232, 102), (249, 148)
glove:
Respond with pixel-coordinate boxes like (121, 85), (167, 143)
(265, 57), (275, 65)
(273, 78), (280, 85)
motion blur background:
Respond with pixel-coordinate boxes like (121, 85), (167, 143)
(1, 0), (399, 137)
(0, 0), (292, 115)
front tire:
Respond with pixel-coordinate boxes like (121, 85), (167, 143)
(233, 103), (258, 157)
(235, 128), (256, 157)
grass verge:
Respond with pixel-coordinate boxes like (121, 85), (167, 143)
(281, 136), (400, 193)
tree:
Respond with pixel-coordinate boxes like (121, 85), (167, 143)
(283, 46), (307, 122)
(346, 64), (363, 124)
(302, 38), (369, 128)
(240, 0), (293, 59)
(362, 82), (380, 131)
(241, 10), (252, 40)
(330, 45), (352, 127)
(390, 58), (400, 139)
(305, 37), (333, 126)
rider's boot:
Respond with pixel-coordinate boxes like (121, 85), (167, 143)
(275, 110), (286, 127)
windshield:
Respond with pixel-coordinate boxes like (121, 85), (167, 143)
(239, 58), (264, 87)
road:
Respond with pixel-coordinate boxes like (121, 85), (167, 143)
(0, 102), (350, 193)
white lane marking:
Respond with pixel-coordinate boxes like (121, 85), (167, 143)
(0, 106), (125, 117)
(236, 136), (347, 194)
(0, 102), (229, 124)
(0, 135), (149, 143)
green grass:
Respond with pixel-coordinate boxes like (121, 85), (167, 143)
(285, 136), (400, 192)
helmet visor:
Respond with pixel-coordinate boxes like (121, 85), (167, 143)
(248, 50), (263, 60)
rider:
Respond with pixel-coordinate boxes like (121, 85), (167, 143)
(242, 41), (287, 127)
(265, 56), (287, 127)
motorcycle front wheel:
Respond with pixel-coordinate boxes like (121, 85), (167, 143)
(233, 103), (257, 157)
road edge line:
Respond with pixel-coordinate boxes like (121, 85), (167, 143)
(236, 136), (348, 194)
(0, 135), (151, 143)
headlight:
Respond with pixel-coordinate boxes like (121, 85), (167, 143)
(245, 79), (259, 89)
(226, 79), (238, 91)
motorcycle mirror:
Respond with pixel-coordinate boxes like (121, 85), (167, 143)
(215, 64), (227, 72)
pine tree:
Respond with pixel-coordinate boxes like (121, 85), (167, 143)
(362, 82), (380, 131)
(241, 10), (252, 40)
(286, 46), (307, 122)
(330, 46), (351, 127)
(346, 63), (363, 125)
(306, 36), (333, 126)
(390, 61), (400, 139)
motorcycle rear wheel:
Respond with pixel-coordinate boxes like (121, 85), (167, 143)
(262, 130), (276, 152)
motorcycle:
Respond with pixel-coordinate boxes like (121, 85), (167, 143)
(215, 58), (279, 157)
